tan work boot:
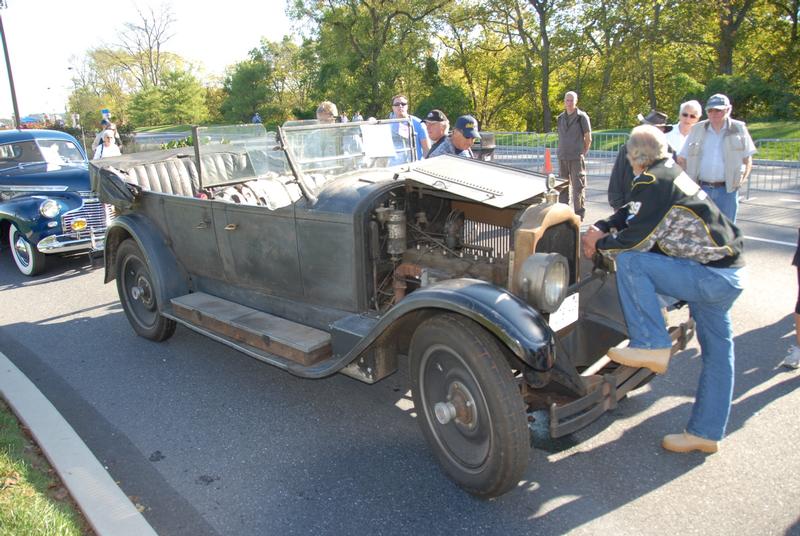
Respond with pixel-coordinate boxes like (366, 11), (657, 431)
(662, 432), (719, 453)
(607, 347), (671, 374)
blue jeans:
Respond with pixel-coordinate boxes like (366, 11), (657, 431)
(615, 251), (744, 440)
(701, 184), (739, 222)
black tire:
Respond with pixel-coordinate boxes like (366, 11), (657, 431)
(410, 313), (529, 498)
(9, 223), (46, 276)
(116, 239), (176, 341)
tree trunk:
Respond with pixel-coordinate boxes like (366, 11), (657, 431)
(530, 0), (553, 132)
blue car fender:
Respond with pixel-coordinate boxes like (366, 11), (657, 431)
(0, 192), (83, 242)
(104, 213), (189, 313)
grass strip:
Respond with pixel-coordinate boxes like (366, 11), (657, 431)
(0, 400), (89, 536)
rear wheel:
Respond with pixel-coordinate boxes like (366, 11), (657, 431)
(116, 239), (176, 341)
(9, 223), (46, 276)
(410, 314), (529, 498)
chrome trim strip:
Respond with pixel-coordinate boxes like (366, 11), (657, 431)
(0, 185), (69, 192)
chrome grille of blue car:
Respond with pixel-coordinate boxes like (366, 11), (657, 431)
(62, 198), (114, 235)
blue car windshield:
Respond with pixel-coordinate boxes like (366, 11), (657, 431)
(0, 139), (86, 167)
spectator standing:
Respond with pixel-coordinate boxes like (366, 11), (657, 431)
(556, 91), (592, 219)
(608, 110), (674, 210)
(676, 94), (756, 222)
(251, 112), (262, 124)
(352, 111), (363, 122)
(91, 119), (121, 152)
(92, 130), (122, 159)
(783, 226), (800, 368)
(583, 124), (745, 454)
(665, 100), (702, 154)
(390, 94), (430, 160)
(422, 109), (449, 157)
(427, 115), (480, 159)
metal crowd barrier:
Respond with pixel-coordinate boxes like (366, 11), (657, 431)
(747, 138), (800, 196)
(489, 131), (626, 178)
(488, 132), (800, 194)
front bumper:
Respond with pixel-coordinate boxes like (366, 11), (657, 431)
(547, 317), (696, 438)
(37, 230), (106, 254)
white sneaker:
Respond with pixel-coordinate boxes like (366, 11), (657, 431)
(782, 345), (800, 369)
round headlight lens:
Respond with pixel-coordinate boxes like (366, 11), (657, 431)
(543, 260), (568, 308)
(39, 199), (61, 218)
(517, 252), (570, 313)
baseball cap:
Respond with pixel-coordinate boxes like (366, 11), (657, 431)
(455, 115), (480, 139)
(423, 109), (448, 123)
(705, 94), (730, 110)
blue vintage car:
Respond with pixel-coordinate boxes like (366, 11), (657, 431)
(0, 129), (113, 275)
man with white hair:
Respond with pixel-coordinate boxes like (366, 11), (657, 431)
(556, 91), (592, 219)
(583, 124), (745, 454)
(676, 94), (756, 222)
(665, 100), (702, 153)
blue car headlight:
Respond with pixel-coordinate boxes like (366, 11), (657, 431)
(39, 199), (61, 218)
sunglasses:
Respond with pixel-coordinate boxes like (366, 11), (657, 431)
(681, 113), (698, 118)
(392, 102), (408, 106)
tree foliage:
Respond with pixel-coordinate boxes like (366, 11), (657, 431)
(67, 0), (800, 130)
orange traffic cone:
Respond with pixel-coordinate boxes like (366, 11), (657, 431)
(543, 147), (552, 174)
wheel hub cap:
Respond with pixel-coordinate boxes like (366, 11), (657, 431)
(434, 380), (477, 431)
(13, 236), (31, 264)
(131, 276), (154, 308)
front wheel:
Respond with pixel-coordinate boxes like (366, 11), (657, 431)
(410, 314), (529, 498)
(9, 223), (46, 276)
(116, 239), (176, 341)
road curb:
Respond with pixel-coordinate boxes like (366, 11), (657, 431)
(0, 351), (158, 536)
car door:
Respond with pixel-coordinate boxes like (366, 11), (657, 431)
(212, 200), (303, 296)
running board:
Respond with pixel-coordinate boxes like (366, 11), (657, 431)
(170, 292), (331, 366)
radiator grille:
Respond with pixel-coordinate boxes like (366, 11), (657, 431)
(62, 198), (114, 235)
(463, 219), (511, 258)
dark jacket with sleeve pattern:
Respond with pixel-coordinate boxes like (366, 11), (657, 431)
(595, 157), (744, 269)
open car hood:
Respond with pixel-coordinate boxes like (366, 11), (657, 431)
(400, 155), (550, 208)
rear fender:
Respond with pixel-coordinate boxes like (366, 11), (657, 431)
(104, 213), (189, 312)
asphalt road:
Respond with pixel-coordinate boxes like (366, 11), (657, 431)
(1, 184), (798, 535)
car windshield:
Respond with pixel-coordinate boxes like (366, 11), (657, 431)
(0, 139), (86, 168)
(194, 120), (417, 197)
(280, 118), (417, 175)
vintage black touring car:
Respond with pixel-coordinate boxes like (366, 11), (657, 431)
(90, 121), (693, 497)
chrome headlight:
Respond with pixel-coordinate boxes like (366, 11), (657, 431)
(517, 252), (569, 313)
(39, 199), (61, 218)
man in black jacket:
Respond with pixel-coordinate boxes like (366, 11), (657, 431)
(583, 124), (745, 454)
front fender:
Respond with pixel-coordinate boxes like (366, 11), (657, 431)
(299, 278), (554, 379)
(104, 213), (189, 313)
(389, 279), (554, 371)
(0, 192), (83, 242)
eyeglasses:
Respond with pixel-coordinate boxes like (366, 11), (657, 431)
(392, 102), (408, 106)
(681, 113), (698, 118)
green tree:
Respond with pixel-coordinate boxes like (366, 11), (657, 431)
(290, 0), (450, 118)
(161, 70), (209, 124)
(128, 85), (166, 126)
(221, 54), (272, 123)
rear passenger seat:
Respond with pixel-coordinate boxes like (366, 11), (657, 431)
(124, 155), (199, 197)
(120, 150), (252, 197)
